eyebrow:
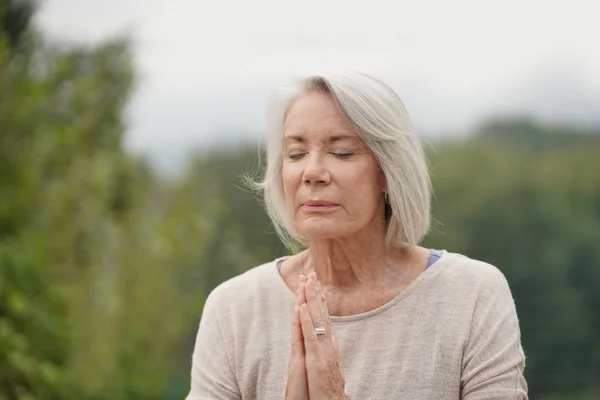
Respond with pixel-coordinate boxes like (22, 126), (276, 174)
(284, 134), (357, 143)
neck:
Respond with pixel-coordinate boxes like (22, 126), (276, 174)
(302, 220), (413, 289)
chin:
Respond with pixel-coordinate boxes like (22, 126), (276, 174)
(297, 219), (354, 240)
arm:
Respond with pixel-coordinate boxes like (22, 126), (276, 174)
(185, 290), (241, 400)
(461, 272), (528, 400)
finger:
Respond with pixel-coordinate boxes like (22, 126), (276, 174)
(333, 336), (343, 370)
(332, 336), (346, 387)
(286, 308), (309, 399)
(304, 275), (330, 337)
(332, 336), (340, 358)
(315, 278), (330, 317)
(291, 283), (305, 356)
(299, 303), (318, 353)
(291, 306), (305, 356)
(298, 274), (307, 305)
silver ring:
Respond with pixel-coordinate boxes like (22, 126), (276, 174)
(314, 327), (326, 336)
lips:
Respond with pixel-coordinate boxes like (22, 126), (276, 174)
(302, 201), (339, 207)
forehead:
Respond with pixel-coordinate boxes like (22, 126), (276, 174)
(283, 91), (358, 143)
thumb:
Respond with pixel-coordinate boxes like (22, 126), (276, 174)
(333, 336), (343, 371)
(291, 305), (305, 355)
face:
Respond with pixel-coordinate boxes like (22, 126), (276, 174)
(282, 90), (386, 241)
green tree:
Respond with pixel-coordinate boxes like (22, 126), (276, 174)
(183, 145), (288, 293)
(424, 132), (600, 397)
(1, 1), (210, 397)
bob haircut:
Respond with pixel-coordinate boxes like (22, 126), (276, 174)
(250, 72), (431, 250)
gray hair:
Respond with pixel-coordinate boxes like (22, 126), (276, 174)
(249, 72), (431, 250)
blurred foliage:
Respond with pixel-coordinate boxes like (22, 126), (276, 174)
(1, 1), (600, 399)
(425, 127), (600, 395)
(1, 1), (208, 398)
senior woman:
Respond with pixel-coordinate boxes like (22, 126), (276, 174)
(185, 72), (528, 399)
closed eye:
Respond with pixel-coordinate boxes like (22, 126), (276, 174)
(287, 153), (306, 160)
(332, 152), (354, 159)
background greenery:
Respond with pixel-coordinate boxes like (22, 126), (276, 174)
(1, 1), (599, 398)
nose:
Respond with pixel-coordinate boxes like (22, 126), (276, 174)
(302, 152), (331, 185)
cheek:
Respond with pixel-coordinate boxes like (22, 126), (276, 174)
(340, 166), (381, 194)
(281, 165), (301, 203)
(339, 166), (384, 208)
(281, 162), (303, 182)
(281, 165), (295, 191)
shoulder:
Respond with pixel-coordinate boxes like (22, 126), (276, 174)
(427, 251), (516, 313)
(202, 258), (284, 315)
(431, 252), (520, 330)
(436, 251), (511, 291)
(200, 258), (290, 345)
(429, 252), (521, 339)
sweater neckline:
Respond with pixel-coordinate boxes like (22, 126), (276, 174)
(271, 250), (453, 323)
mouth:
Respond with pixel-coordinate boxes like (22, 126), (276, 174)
(302, 201), (340, 209)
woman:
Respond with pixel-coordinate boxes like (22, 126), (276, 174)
(186, 72), (528, 399)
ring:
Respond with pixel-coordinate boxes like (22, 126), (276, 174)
(314, 327), (326, 336)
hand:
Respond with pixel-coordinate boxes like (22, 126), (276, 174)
(285, 274), (309, 400)
(300, 272), (348, 400)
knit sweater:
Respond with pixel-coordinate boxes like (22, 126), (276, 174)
(186, 251), (528, 399)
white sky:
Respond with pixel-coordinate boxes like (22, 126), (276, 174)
(35, 0), (600, 172)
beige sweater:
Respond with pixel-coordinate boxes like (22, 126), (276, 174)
(186, 251), (528, 399)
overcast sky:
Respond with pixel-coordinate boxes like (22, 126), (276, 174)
(35, 0), (600, 172)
